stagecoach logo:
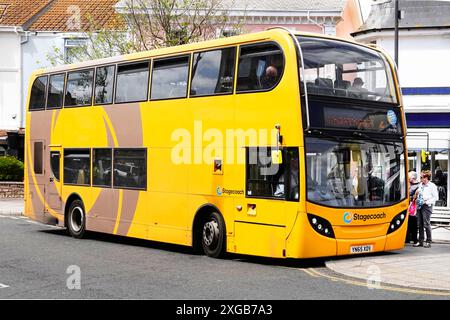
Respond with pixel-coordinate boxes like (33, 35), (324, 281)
(343, 211), (387, 224)
(216, 186), (244, 196)
(387, 110), (397, 126)
(343, 212), (354, 224)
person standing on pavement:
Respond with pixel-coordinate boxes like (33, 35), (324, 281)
(406, 171), (419, 244)
(414, 170), (438, 248)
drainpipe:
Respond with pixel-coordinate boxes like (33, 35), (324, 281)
(307, 11), (325, 34)
(14, 27), (29, 130)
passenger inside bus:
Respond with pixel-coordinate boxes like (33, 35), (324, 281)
(349, 77), (368, 99)
(261, 65), (279, 88)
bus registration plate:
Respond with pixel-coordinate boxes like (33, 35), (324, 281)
(350, 245), (373, 254)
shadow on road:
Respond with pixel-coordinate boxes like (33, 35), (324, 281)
(38, 226), (411, 269)
(39, 228), (328, 268)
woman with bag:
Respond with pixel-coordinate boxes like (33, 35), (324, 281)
(406, 171), (420, 244)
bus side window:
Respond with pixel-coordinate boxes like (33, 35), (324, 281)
(113, 149), (146, 190)
(190, 47), (236, 96)
(115, 61), (150, 103)
(151, 55), (190, 100)
(246, 147), (299, 201)
(94, 65), (115, 105)
(93, 148), (112, 187)
(47, 73), (65, 109)
(64, 149), (91, 186)
(237, 43), (284, 92)
(29, 76), (48, 111)
(50, 151), (60, 181)
(65, 69), (94, 107)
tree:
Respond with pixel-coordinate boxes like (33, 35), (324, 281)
(47, 0), (244, 66)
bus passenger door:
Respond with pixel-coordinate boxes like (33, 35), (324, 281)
(46, 146), (63, 215)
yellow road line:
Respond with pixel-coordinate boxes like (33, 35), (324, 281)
(307, 268), (450, 297)
(300, 268), (320, 278)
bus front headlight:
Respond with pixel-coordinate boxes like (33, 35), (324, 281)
(307, 214), (335, 239)
(386, 210), (407, 235)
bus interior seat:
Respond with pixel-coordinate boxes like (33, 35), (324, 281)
(333, 80), (350, 97)
(315, 78), (333, 95)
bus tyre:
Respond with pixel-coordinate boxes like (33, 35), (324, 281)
(67, 200), (87, 239)
(201, 211), (225, 258)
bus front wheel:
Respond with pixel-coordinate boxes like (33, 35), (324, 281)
(201, 212), (226, 258)
(67, 199), (87, 239)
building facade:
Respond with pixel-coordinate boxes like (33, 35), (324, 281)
(0, 0), (118, 159)
(352, 0), (450, 209)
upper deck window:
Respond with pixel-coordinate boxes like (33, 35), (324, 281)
(65, 69), (94, 107)
(237, 43), (284, 92)
(94, 65), (115, 105)
(151, 55), (190, 100)
(47, 73), (65, 109)
(190, 47), (236, 96)
(29, 76), (48, 111)
(298, 37), (398, 104)
(115, 61), (150, 103)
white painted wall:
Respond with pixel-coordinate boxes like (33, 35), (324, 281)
(376, 33), (450, 88)
(355, 30), (450, 113)
(22, 33), (65, 121)
(0, 32), (21, 130)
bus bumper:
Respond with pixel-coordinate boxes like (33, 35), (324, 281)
(286, 212), (406, 258)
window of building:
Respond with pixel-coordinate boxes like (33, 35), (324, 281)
(65, 69), (94, 107)
(94, 65), (115, 105)
(113, 149), (146, 190)
(64, 149), (90, 186)
(29, 76), (48, 111)
(47, 74), (65, 109)
(419, 150), (448, 207)
(33, 141), (43, 175)
(50, 151), (60, 181)
(246, 147), (299, 201)
(115, 61), (150, 103)
(150, 55), (189, 100)
(237, 43), (284, 92)
(190, 47), (236, 96)
(220, 29), (239, 38)
(93, 148), (112, 187)
(64, 38), (88, 64)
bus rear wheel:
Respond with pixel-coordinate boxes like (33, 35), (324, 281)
(201, 211), (225, 258)
(67, 199), (87, 239)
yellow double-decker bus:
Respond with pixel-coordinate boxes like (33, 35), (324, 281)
(24, 28), (408, 259)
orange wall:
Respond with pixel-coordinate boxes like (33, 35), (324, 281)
(336, 0), (364, 40)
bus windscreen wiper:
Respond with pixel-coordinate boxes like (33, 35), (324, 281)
(352, 132), (399, 147)
(307, 129), (351, 143)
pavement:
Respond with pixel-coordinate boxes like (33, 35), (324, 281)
(0, 198), (24, 215)
(1, 198), (450, 293)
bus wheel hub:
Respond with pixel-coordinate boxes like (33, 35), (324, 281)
(203, 220), (219, 247)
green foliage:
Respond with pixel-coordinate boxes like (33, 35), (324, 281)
(0, 156), (24, 182)
(46, 0), (245, 66)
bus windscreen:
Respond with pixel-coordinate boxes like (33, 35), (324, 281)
(298, 36), (398, 104)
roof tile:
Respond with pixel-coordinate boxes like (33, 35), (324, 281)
(0, 0), (51, 27)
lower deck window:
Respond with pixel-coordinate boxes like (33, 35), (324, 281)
(113, 149), (146, 189)
(64, 149), (90, 185)
(246, 147), (299, 201)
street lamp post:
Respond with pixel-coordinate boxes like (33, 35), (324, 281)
(394, 0), (399, 67)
